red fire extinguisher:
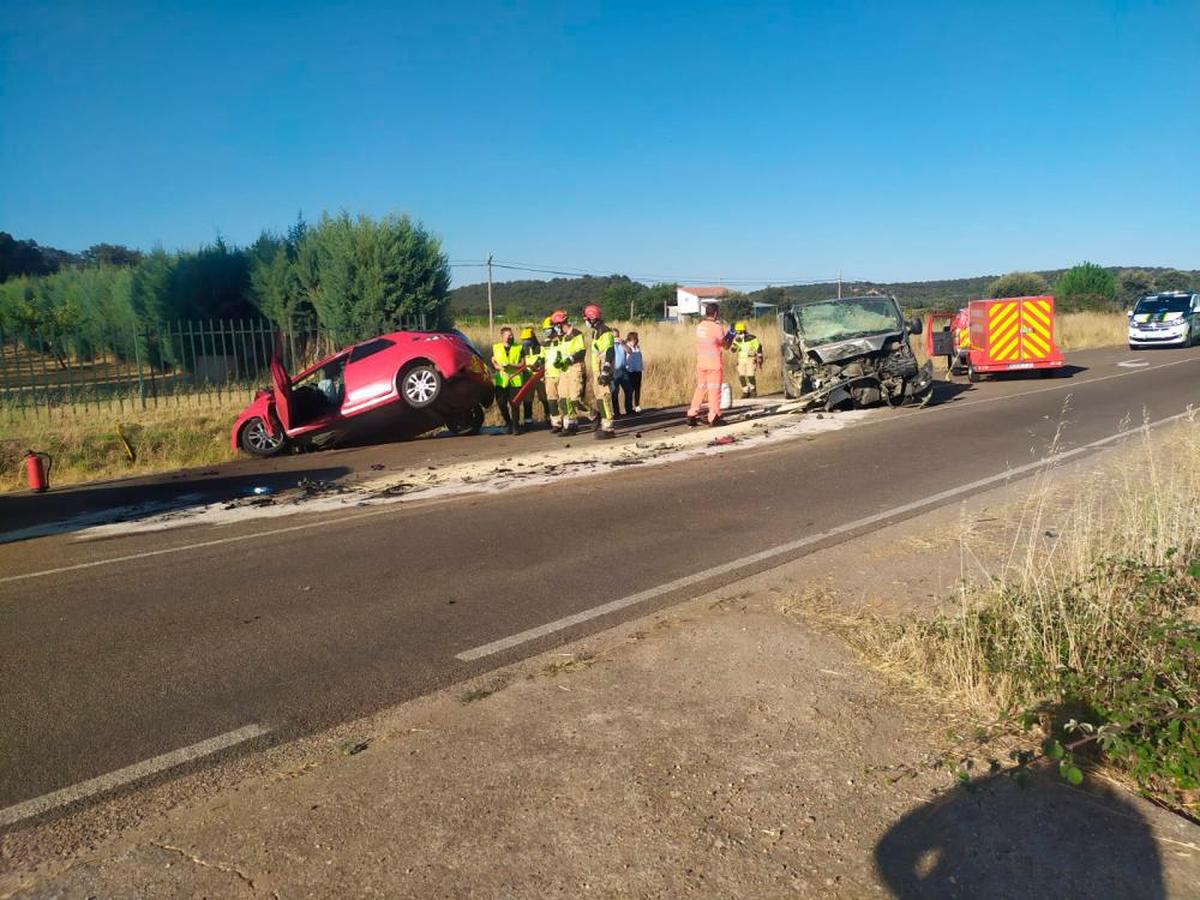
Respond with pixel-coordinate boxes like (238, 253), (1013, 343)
(24, 450), (52, 493)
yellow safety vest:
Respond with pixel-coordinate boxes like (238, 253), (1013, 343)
(541, 338), (561, 372)
(590, 327), (614, 363)
(732, 335), (761, 360)
(558, 331), (586, 368)
(491, 342), (524, 388)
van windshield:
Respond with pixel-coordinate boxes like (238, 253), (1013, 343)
(796, 297), (904, 345)
(1134, 296), (1192, 315)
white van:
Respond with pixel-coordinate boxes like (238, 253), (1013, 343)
(1128, 291), (1200, 349)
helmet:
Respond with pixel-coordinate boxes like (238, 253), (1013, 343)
(520, 326), (534, 340)
(582, 303), (602, 322)
(734, 321), (747, 333)
(550, 309), (568, 325)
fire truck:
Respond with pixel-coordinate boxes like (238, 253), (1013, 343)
(926, 295), (1064, 382)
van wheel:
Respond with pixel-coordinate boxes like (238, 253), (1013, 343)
(239, 417), (286, 457)
(967, 362), (981, 383)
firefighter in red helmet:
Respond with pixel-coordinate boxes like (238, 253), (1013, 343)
(582, 303), (616, 439)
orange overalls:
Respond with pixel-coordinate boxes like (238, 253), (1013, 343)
(688, 318), (726, 423)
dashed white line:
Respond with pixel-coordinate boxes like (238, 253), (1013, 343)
(0, 723), (271, 828)
(455, 408), (1194, 661)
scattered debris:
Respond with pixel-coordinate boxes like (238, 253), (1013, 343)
(708, 435), (736, 447)
(343, 739), (370, 755)
(297, 477), (345, 497)
(369, 463), (386, 471)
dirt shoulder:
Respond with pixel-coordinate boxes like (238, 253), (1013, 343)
(5, 440), (1199, 899)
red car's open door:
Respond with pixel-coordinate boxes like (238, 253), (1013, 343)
(270, 343), (294, 434)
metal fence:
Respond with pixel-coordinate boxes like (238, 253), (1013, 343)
(0, 320), (368, 417)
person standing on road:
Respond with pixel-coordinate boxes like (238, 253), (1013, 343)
(539, 316), (564, 433)
(609, 327), (633, 417)
(551, 310), (587, 436)
(582, 303), (617, 439)
(625, 331), (644, 412)
(520, 325), (551, 425)
(730, 321), (764, 398)
(491, 326), (524, 435)
(687, 303), (728, 427)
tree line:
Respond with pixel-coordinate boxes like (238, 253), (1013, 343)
(0, 214), (452, 352)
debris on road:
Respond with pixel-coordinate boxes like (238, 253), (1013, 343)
(709, 435), (736, 447)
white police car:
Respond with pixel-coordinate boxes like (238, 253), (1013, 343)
(1127, 291), (1200, 349)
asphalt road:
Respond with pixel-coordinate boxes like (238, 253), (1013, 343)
(2, 344), (1199, 826)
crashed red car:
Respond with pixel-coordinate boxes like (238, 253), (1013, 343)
(231, 330), (494, 457)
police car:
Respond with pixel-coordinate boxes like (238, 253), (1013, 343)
(1127, 291), (1200, 349)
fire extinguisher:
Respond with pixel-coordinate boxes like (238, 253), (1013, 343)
(24, 450), (52, 493)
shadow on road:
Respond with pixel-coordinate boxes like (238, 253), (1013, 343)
(0, 465), (352, 544)
(875, 769), (1165, 899)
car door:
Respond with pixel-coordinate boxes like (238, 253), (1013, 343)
(341, 337), (400, 414)
(270, 353), (294, 433)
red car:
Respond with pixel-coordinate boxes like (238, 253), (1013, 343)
(232, 330), (494, 457)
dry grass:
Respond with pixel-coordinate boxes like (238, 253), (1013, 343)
(1056, 311), (1129, 351)
(0, 395), (248, 492)
(801, 414), (1200, 809)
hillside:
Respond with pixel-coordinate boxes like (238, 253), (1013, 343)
(449, 275), (639, 318)
(450, 266), (1198, 319)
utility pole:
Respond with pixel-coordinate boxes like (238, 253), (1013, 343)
(487, 253), (494, 337)
(837, 270), (842, 300)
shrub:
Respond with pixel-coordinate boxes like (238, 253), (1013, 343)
(987, 271), (1049, 299)
(1055, 262), (1118, 310)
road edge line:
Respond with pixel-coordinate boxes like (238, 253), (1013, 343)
(455, 408), (1194, 661)
(0, 723), (271, 829)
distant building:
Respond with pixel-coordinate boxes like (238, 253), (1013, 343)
(676, 285), (732, 316)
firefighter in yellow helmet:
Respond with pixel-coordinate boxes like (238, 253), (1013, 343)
(730, 320), (764, 398)
(550, 310), (587, 436)
(519, 325), (551, 425)
(538, 316), (564, 432)
(491, 325), (525, 434)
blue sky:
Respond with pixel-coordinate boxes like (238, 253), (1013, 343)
(2, 1), (1197, 285)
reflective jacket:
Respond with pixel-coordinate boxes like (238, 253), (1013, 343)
(731, 334), (763, 360)
(557, 330), (587, 369)
(491, 341), (524, 388)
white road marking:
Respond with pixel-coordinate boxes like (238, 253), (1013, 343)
(1118, 360), (1150, 368)
(0, 723), (270, 828)
(455, 408), (1194, 661)
(2, 352), (1197, 584)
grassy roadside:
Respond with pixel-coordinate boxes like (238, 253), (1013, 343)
(796, 416), (1200, 817)
(1, 312), (1128, 492)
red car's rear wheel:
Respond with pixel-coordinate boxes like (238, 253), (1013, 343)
(399, 364), (442, 408)
(239, 416), (286, 457)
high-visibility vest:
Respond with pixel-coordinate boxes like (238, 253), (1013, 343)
(491, 342), (524, 388)
(590, 326), (614, 363)
(541, 337), (561, 372)
(524, 342), (545, 368)
(732, 335), (761, 360)
(558, 331), (586, 368)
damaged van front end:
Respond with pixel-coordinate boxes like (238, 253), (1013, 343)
(779, 294), (933, 411)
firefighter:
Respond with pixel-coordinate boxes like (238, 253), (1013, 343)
(730, 321), (764, 398)
(582, 303), (616, 439)
(520, 325), (551, 424)
(551, 310), (587, 436)
(687, 302), (728, 427)
(491, 326), (524, 434)
(540, 316), (564, 433)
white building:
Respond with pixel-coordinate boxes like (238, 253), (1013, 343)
(675, 285), (732, 316)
